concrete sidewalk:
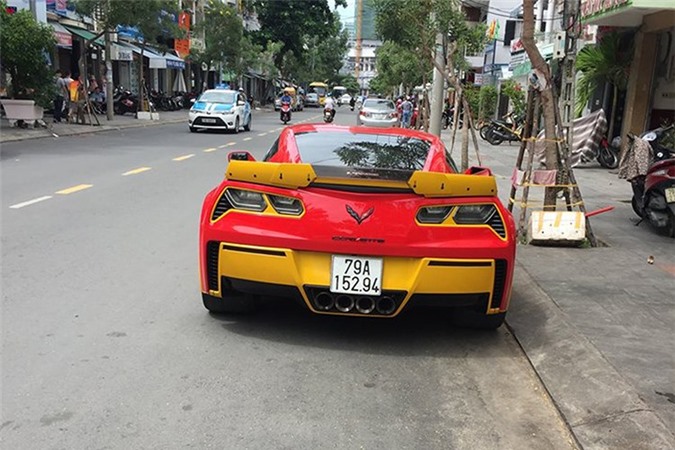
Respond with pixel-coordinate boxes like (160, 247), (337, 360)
(441, 133), (674, 449)
(0, 110), (188, 143)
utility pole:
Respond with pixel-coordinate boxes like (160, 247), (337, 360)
(355, 0), (362, 94)
(429, 14), (444, 137)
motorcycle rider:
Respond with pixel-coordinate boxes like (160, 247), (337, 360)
(324, 95), (336, 121)
(280, 89), (292, 107)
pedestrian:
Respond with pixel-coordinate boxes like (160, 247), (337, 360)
(53, 70), (66, 123)
(62, 71), (73, 122)
(400, 97), (413, 129)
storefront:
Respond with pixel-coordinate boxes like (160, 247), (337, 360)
(49, 21), (72, 72)
(581, 0), (675, 138)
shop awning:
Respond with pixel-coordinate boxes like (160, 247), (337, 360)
(119, 43), (185, 70)
(50, 22), (72, 48)
(63, 25), (104, 46)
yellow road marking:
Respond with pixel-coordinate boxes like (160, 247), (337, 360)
(243, 137), (252, 141)
(257, 132), (267, 136)
(55, 184), (93, 195)
(203, 147), (217, 153)
(218, 142), (237, 148)
(173, 154), (195, 161)
(122, 167), (152, 176)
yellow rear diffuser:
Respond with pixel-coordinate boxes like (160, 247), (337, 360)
(226, 161), (497, 197)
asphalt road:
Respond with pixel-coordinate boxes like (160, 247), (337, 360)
(2, 107), (577, 449)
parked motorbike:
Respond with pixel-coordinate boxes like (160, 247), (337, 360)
(113, 86), (138, 115)
(280, 101), (292, 124)
(323, 106), (335, 123)
(621, 125), (675, 237)
(483, 113), (524, 145)
(595, 136), (620, 169)
(442, 107), (464, 130)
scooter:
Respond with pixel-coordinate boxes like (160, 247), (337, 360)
(113, 86), (138, 115)
(575, 135), (620, 169)
(484, 113), (524, 145)
(323, 106), (335, 123)
(280, 101), (291, 124)
(622, 125), (675, 237)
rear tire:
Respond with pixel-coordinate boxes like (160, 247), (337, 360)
(486, 129), (504, 145)
(202, 292), (255, 314)
(598, 146), (619, 169)
(451, 310), (506, 330)
(631, 196), (644, 218)
(480, 124), (491, 140)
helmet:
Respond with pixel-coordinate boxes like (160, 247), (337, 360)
(238, 87), (244, 92)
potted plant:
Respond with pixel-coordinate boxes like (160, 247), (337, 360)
(0, 1), (56, 126)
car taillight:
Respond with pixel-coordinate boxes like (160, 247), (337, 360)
(225, 188), (267, 212)
(268, 194), (304, 215)
(416, 206), (453, 224)
(360, 111), (369, 117)
(453, 205), (497, 224)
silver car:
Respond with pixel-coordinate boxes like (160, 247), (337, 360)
(357, 98), (398, 128)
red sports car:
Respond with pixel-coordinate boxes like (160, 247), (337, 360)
(199, 124), (516, 329)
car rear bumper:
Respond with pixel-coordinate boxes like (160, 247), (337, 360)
(358, 117), (399, 128)
(201, 242), (512, 318)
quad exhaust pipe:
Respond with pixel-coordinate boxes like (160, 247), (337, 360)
(315, 292), (335, 311)
(313, 292), (396, 315)
(376, 296), (396, 315)
(355, 296), (375, 314)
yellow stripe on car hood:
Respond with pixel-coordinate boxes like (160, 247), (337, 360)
(225, 161), (497, 197)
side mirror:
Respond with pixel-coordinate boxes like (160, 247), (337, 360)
(228, 151), (256, 161)
(190, 98), (196, 104)
(237, 100), (245, 106)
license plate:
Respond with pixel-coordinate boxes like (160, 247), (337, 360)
(330, 255), (382, 296)
(373, 114), (385, 119)
(666, 187), (675, 203)
(202, 118), (217, 123)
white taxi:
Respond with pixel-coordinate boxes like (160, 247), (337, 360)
(188, 89), (252, 133)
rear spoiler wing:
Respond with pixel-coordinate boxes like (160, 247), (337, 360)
(225, 160), (497, 198)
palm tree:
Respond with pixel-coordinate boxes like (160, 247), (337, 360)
(576, 32), (633, 139)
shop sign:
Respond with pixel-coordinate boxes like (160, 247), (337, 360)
(112, 45), (133, 61)
(174, 11), (191, 59)
(54, 30), (71, 47)
(474, 74), (483, 86)
(167, 59), (185, 70)
(510, 38), (524, 54)
(581, 0), (630, 19)
(191, 37), (205, 52)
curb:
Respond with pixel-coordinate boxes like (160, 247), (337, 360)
(0, 117), (187, 143)
(507, 263), (674, 450)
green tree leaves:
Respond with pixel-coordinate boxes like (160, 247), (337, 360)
(0, 1), (57, 107)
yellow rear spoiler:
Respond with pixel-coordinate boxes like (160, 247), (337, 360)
(225, 161), (497, 197)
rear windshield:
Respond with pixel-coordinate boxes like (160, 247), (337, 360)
(293, 131), (431, 181)
(363, 99), (395, 110)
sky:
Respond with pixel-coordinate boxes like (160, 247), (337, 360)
(336, 0), (356, 24)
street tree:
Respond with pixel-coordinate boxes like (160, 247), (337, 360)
(373, 0), (486, 169)
(75, 0), (182, 116)
(373, 41), (431, 96)
(0, 2), (56, 109)
(190, 0), (243, 87)
(250, 0), (347, 80)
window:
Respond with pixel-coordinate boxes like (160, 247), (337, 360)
(294, 131), (431, 181)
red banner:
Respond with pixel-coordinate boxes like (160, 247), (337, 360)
(174, 12), (191, 59)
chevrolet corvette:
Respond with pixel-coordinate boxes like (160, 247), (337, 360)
(199, 124), (516, 329)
